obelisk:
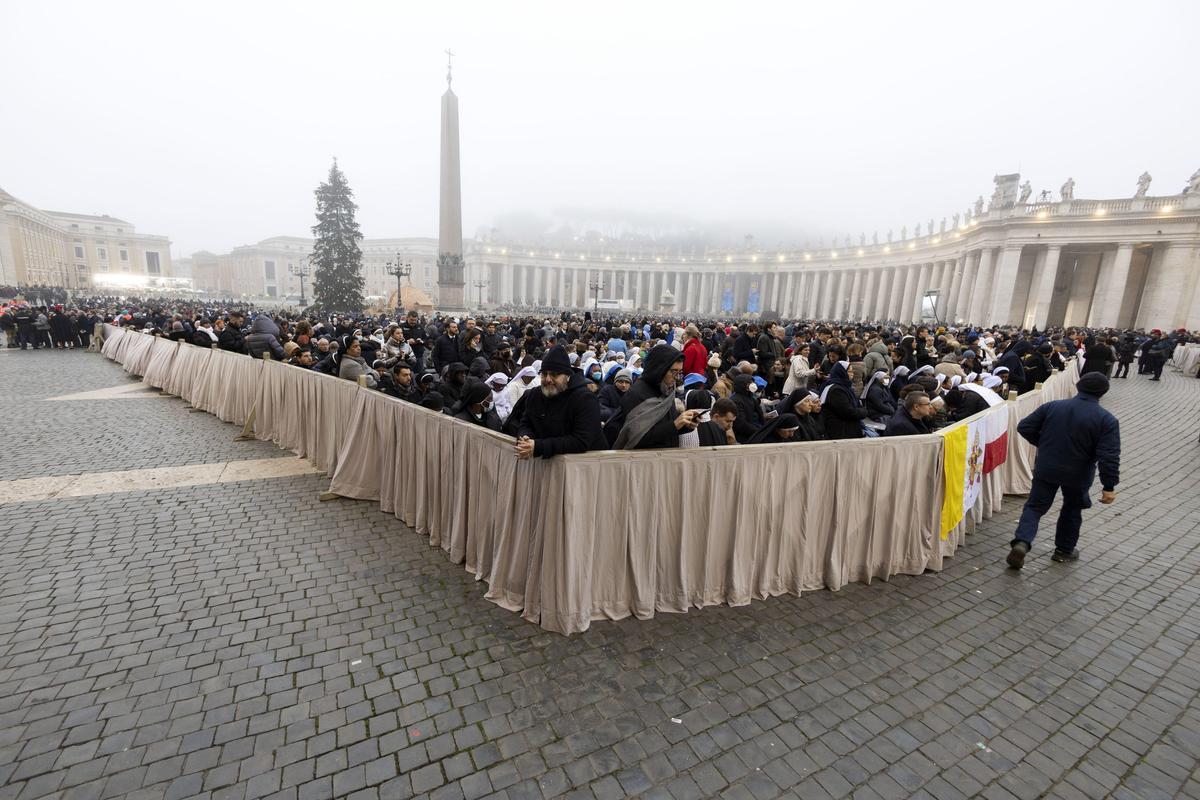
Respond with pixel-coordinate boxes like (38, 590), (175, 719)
(436, 49), (466, 312)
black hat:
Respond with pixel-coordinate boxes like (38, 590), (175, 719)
(1076, 372), (1110, 397)
(460, 382), (492, 408)
(540, 344), (573, 375)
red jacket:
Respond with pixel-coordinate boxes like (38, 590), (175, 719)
(682, 338), (708, 377)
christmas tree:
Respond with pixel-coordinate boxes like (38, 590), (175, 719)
(310, 159), (364, 313)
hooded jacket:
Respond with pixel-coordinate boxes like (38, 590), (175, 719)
(862, 341), (891, 378)
(611, 344), (684, 449)
(245, 317), (285, 361)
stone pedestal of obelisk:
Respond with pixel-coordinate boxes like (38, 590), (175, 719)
(436, 67), (467, 313)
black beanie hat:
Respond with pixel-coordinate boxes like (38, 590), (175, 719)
(540, 344), (573, 375)
(1076, 372), (1110, 397)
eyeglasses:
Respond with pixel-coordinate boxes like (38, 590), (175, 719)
(669, 368), (684, 377)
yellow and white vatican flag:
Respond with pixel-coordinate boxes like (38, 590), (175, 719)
(939, 405), (1009, 539)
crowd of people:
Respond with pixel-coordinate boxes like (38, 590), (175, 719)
(4, 290), (1196, 456)
(9, 292), (1176, 460)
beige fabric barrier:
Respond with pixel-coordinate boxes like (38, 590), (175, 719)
(207, 350), (262, 426)
(121, 331), (155, 376)
(329, 389), (554, 619)
(101, 324), (124, 359)
(254, 360), (360, 474)
(141, 337), (179, 389)
(1174, 343), (1200, 377)
(99, 324), (1084, 635)
(170, 343), (214, 405)
(542, 436), (944, 633)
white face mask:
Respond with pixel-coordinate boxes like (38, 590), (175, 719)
(748, 384), (758, 394)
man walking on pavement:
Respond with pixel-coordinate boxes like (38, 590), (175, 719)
(1007, 372), (1121, 569)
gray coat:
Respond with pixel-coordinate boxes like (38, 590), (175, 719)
(338, 355), (379, 388)
(863, 341), (891, 378)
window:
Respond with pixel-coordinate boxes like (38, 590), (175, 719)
(264, 260), (276, 280)
(74, 245), (85, 258)
(116, 228), (123, 233)
(146, 252), (161, 275)
(70, 224), (79, 230)
(266, 286), (277, 298)
(97, 247), (107, 260)
(95, 225), (102, 231)
(119, 249), (128, 261)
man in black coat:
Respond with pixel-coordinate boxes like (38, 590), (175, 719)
(1007, 372), (1120, 569)
(882, 392), (933, 436)
(515, 345), (606, 458)
(400, 311), (428, 372)
(218, 312), (246, 353)
(431, 320), (460, 373)
(380, 363), (420, 403)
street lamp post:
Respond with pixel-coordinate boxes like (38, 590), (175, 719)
(385, 252), (412, 310)
(289, 261), (311, 308)
(472, 278), (488, 308)
(589, 278), (605, 314)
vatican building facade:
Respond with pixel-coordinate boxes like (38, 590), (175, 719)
(467, 171), (1200, 330)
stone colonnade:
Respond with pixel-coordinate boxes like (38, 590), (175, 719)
(477, 242), (1199, 329)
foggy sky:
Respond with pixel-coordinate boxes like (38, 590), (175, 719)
(2, 1), (1197, 258)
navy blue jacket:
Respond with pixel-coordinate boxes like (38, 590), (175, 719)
(882, 407), (925, 437)
(1017, 393), (1120, 491)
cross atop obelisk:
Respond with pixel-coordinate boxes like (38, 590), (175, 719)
(445, 48), (454, 89)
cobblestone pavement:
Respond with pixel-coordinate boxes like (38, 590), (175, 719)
(1, 348), (1199, 800)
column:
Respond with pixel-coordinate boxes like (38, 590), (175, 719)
(1027, 246), (1063, 329)
(806, 272), (822, 318)
(782, 273), (796, 317)
(955, 251), (979, 323)
(912, 262), (933, 322)
(872, 269), (890, 320)
(967, 249), (995, 324)
(886, 267), (905, 321)
(1137, 244), (1199, 329)
(860, 270), (878, 320)
(987, 246), (1024, 325)
(894, 265), (913, 322)
(846, 270), (861, 320)
(1087, 244), (1132, 328)
(820, 270), (836, 319)
(939, 261), (955, 322)
(945, 258), (963, 321)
